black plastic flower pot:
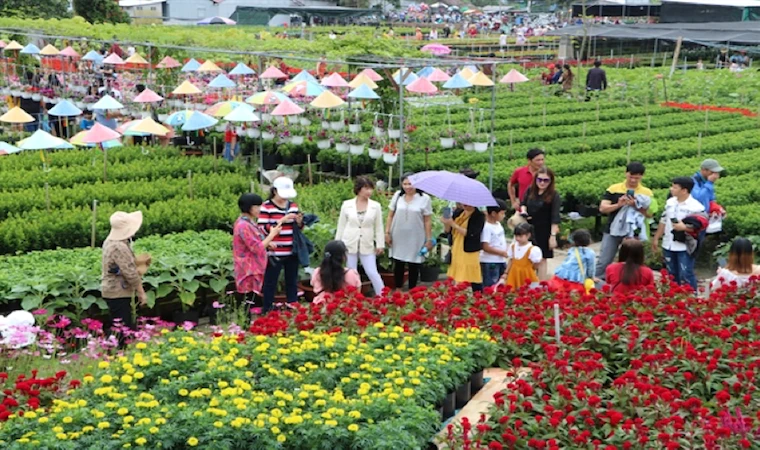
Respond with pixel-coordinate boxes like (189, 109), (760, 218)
(470, 370), (485, 395)
(442, 391), (456, 419)
(455, 380), (471, 409)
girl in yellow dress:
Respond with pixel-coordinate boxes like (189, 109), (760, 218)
(442, 204), (485, 290)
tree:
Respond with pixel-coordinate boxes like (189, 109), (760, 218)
(0, 0), (70, 19)
(73, 0), (131, 24)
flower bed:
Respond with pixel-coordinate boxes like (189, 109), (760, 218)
(661, 101), (758, 117)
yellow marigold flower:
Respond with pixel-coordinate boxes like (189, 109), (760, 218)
(178, 389), (189, 396)
(135, 437), (147, 446)
(373, 322), (384, 328)
(325, 419), (338, 427)
(270, 426), (281, 434)
(117, 408), (129, 416)
(82, 426), (94, 433)
(133, 372), (144, 380)
(121, 375), (133, 384)
(53, 427), (64, 433)
(97, 422), (110, 429)
(155, 418), (166, 425)
(56, 433), (67, 440)
(24, 412), (37, 419)
(403, 388), (415, 397)
(135, 343), (147, 350)
(100, 375), (113, 384)
(61, 416), (73, 423)
(187, 437), (199, 446)
(277, 434), (287, 443)
(149, 427), (159, 434)
(38, 417), (49, 424)
(348, 424), (359, 432)
(98, 361), (110, 369)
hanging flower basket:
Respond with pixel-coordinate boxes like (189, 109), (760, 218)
(330, 120), (344, 131)
(247, 129), (260, 138)
(290, 135), (305, 145)
(473, 142), (489, 152)
(30, 93), (40, 101)
(300, 118), (312, 126)
(262, 131), (275, 140)
(317, 140), (331, 150)
(235, 126), (245, 135)
(21, 92), (31, 99)
(75, 101), (85, 109)
(349, 124), (362, 133)
(216, 124), (227, 132)
(261, 113), (272, 122)
(335, 142), (349, 153)
(440, 137), (455, 148)
(368, 148), (383, 159)
(158, 113), (168, 122)
(464, 143), (474, 151)
(349, 144), (365, 155)
(374, 126), (385, 137)
(388, 128), (401, 139)
(321, 120), (330, 130)
(383, 153), (398, 164)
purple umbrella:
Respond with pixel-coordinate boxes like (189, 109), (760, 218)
(409, 171), (497, 207)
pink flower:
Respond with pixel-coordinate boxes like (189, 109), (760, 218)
(181, 321), (196, 331)
(32, 309), (48, 316)
(212, 301), (225, 309)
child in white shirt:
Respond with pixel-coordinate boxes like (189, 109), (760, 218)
(480, 199), (509, 287)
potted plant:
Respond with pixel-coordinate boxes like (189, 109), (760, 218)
(299, 111), (313, 127)
(335, 134), (350, 153)
(459, 132), (474, 151)
(420, 250), (444, 282)
(348, 135), (365, 155)
(289, 123), (305, 145)
(472, 133), (490, 152)
(368, 135), (383, 159)
(349, 112), (362, 133)
(373, 117), (385, 137)
(382, 141), (399, 164)
(329, 112), (345, 131)
(387, 116), (401, 139)
(439, 128), (456, 148)
(262, 123), (278, 140)
(246, 121), (261, 138)
(277, 143), (297, 166)
(315, 129), (332, 149)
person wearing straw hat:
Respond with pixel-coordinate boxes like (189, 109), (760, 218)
(101, 211), (146, 345)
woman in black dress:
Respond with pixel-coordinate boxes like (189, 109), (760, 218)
(521, 167), (561, 281)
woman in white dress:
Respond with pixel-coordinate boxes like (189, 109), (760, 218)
(385, 173), (433, 290)
(711, 238), (760, 291)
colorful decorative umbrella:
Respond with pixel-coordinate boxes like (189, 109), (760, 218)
(82, 123), (122, 144)
(92, 95), (124, 110)
(229, 63), (255, 76)
(197, 60), (223, 73)
(406, 76), (439, 94)
(0, 142), (21, 155)
(133, 89), (164, 103)
(205, 101), (254, 117)
(0, 41), (5, 49)
(271, 99), (305, 116)
(408, 171), (498, 207)
(416, 66), (435, 78)
(181, 111), (218, 131)
(463, 65), (479, 74)
(157, 56), (181, 69)
(197, 16), (236, 25)
(443, 73), (473, 89)
(172, 80), (202, 95)
(282, 80), (325, 97)
(421, 43), (451, 56)
(500, 69), (530, 84)
(125, 53), (149, 65)
(292, 70), (317, 83)
(102, 53), (125, 65)
(48, 100), (83, 117)
(224, 107), (260, 123)
(3, 40), (23, 51)
(20, 44), (40, 55)
(207, 74), (236, 89)
(82, 50), (103, 62)
(117, 120), (150, 137)
(358, 68), (383, 81)
(39, 44), (59, 56)
(321, 73), (349, 88)
(426, 68), (451, 82)
(59, 46), (80, 58)
(310, 90), (345, 109)
(70, 131), (121, 149)
(348, 84), (380, 100)
(348, 73), (378, 89)
(469, 71), (495, 87)
(393, 69), (418, 85)
(246, 90), (288, 105)
(0, 107), (34, 124)
(165, 110), (195, 126)
(260, 66), (287, 79)
(130, 117), (170, 136)
(181, 58), (201, 72)
(457, 67), (476, 80)
(18, 130), (74, 150)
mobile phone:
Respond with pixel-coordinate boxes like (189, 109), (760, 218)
(442, 207), (452, 219)
(670, 217), (679, 224)
(626, 189), (634, 197)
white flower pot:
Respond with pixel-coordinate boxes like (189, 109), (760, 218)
(290, 135), (305, 145)
(383, 153), (398, 164)
(473, 142), (489, 152)
(440, 137), (455, 148)
(335, 143), (349, 153)
(216, 124), (227, 132)
(464, 143), (474, 151)
(1, 88), (10, 95)
(11, 90), (21, 97)
(236, 126), (245, 135)
(31, 94), (41, 101)
(171, 100), (182, 108)
(374, 127), (385, 137)
(300, 118), (312, 126)
(158, 114), (168, 122)
(349, 144), (364, 155)
(330, 121), (344, 131)
(274, 116), (285, 123)
(247, 129), (260, 138)
(42, 96), (51, 103)
(368, 148), (383, 159)
(321, 121), (330, 130)
(141, 111), (151, 119)
(75, 101), (85, 108)
(388, 129), (401, 139)
(349, 124), (362, 133)
(21, 93), (31, 99)
(261, 113), (272, 122)
(262, 131), (275, 140)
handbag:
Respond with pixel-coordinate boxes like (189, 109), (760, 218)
(574, 248), (595, 294)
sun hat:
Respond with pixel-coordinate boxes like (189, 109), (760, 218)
(701, 159), (724, 173)
(107, 211), (143, 241)
(272, 177), (297, 199)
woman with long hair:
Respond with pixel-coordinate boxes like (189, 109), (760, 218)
(385, 173), (433, 290)
(711, 238), (760, 290)
(310, 240), (362, 304)
(560, 64), (574, 92)
(605, 239), (654, 294)
(442, 203), (485, 291)
(520, 166), (562, 280)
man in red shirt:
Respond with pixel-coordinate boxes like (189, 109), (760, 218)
(508, 148), (546, 210)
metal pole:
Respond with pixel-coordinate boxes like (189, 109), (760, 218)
(398, 71), (407, 184)
(489, 63), (496, 191)
(91, 200), (98, 248)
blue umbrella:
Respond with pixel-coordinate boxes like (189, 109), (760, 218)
(49, 100), (83, 117)
(443, 73), (473, 89)
(82, 50), (104, 62)
(181, 111), (218, 131)
(402, 72), (419, 86)
(417, 66), (436, 78)
(165, 110), (195, 126)
(18, 130), (73, 150)
(20, 44), (40, 55)
(181, 58), (201, 72)
(348, 84), (380, 100)
(207, 74), (236, 89)
(393, 69), (415, 84)
(229, 63), (256, 76)
(0, 142), (20, 154)
(292, 70), (317, 83)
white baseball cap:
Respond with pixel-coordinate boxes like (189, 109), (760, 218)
(272, 177), (297, 199)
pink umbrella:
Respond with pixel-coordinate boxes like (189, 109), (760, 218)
(103, 53), (125, 65)
(271, 99), (305, 116)
(500, 69), (530, 91)
(321, 72), (349, 88)
(426, 68), (451, 82)
(156, 56), (181, 69)
(82, 123), (122, 144)
(359, 68), (383, 81)
(260, 66), (287, 79)
(406, 76), (438, 94)
(59, 46), (80, 58)
(421, 44), (451, 56)
(134, 88), (164, 103)
(0, 41), (5, 49)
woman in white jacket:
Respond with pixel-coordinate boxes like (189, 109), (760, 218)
(336, 176), (385, 295)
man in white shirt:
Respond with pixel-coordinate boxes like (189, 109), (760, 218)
(480, 199), (509, 287)
(652, 177), (705, 290)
